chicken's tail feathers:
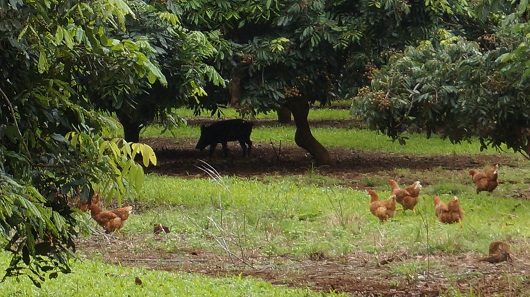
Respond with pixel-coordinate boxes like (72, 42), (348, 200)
(468, 169), (477, 176)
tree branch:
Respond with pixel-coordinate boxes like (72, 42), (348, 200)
(0, 87), (32, 159)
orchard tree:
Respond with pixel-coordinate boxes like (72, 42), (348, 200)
(87, 0), (224, 143)
(0, 0), (164, 285)
(352, 2), (530, 158)
(160, 0), (477, 165)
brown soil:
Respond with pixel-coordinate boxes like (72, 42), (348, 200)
(141, 136), (509, 190)
(77, 234), (530, 297)
(77, 120), (530, 296)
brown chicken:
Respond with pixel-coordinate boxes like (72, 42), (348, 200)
(469, 164), (499, 194)
(88, 192), (133, 234)
(433, 195), (465, 228)
(479, 241), (512, 263)
(388, 179), (422, 212)
(368, 189), (397, 223)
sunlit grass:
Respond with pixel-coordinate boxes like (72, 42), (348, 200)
(136, 102), (515, 156)
(311, 128), (506, 155)
(141, 123), (511, 156)
(131, 174), (530, 259)
(0, 252), (342, 297)
(127, 104), (516, 157)
(171, 105), (352, 120)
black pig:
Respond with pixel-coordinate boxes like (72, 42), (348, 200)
(195, 119), (253, 157)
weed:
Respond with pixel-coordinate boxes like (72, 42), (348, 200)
(416, 196), (432, 277)
(361, 176), (381, 187)
(389, 261), (429, 284)
(269, 139), (282, 163)
(324, 187), (351, 228)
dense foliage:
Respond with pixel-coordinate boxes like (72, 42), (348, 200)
(90, 0), (224, 141)
(0, 0), (159, 285)
(150, 0), (479, 165)
(168, 0), (476, 113)
(352, 3), (530, 158)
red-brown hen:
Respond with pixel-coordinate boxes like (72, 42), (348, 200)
(388, 179), (422, 213)
(469, 164), (499, 194)
(87, 192), (133, 234)
(368, 189), (396, 223)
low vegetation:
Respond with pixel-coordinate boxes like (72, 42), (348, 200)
(0, 253), (337, 297)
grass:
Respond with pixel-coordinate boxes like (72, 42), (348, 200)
(142, 123), (509, 156)
(107, 170), (530, 295)
(172, 103), (353, 120)
(129, 102), (530, 296)
(0, 253), (342, 297)
(140, 113), (510, 156)
(132, 174), (530, 259)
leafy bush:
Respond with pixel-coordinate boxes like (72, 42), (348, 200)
(352, 27), (530, 158)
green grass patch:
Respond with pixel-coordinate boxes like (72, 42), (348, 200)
(141, 123), (509, 156)
(0, 253), (341, 297)
(171, 104), (352, 120)
(39, 103), (529, 296)
(131, 174), (530, 259)
(132, 104), (513, 156)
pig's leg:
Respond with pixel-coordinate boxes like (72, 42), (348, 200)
(238, 140), (247, 156)
(208, 143), (217, 157)
(246, 139), (252, 156)
(221, 142), (229, 157)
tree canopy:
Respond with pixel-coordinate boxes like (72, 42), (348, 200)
(154, 0), (479, 165)
(0, 0), (164, 285)
(62, 0), (483, 165)
(352, 2), (530, 159)
(90, 0), (224, 142)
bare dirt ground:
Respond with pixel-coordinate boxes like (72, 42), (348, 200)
(78, 233), (530, 297)
(77, 119), (530, 296)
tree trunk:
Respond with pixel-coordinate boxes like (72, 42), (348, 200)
(277, 104), (292, 124)
(230, 76), (241, 106)
(285, 98), (333, 166)
(117, 112), (142, 143)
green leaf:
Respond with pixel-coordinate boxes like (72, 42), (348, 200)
(62, 28), (74, 49)
(142, 60), (167, 85)
(129, 164), (145, 191)
(140, 144), (157, 167)
(75, 27), (85, 43)
(55, 26), (64, 44)
(38, 50), (49, 73)
(17, 24), (28, 41)
(51, 133), (68, 143)
(148, 72), (157, 84)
